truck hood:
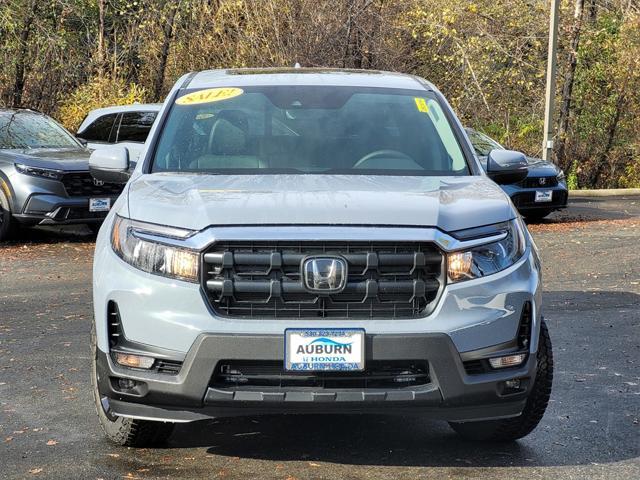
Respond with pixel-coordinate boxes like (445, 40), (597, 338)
(126, 174), (515, 233)
(1, 147), (91, 171)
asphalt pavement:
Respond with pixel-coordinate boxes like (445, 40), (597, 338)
(0, 196), (638, 479)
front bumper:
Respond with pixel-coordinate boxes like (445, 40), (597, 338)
(93, 222), (542, 422)
(6, 167), (123, 225)
(15, 194), (119, 225)
(504, 185), (568, 212)
(96, 332), (536, 422)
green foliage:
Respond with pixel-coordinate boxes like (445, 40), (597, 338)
(58, 76), (147, 131)
(567, 161), (579, 190)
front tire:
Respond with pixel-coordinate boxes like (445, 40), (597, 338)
(87, 222), (102, 235)
(91, 326), (174, 447)
(524, 209), (553, 221)
(0, 189), (18, 241)
(449, 319), (553, 442)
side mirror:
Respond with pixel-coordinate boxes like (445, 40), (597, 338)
(486, 149), (528, 185)
(89, 146), (131, 184)
(76, 137), (88, 147)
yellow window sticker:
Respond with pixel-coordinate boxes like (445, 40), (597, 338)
(176, 87), (244, 106)
(414, 97), (429, 113)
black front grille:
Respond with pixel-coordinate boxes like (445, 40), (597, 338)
(212, 360), (430, 389)
(62, 172), (123, 197)
(202, 241), (444, 319)
(50, 206), (108, 221)
(521, 176), (558, 188)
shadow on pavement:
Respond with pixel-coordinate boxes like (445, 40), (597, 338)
(169, 414), (541, 468)
(526, 195), (640, 225)
(0, 224), (95, 247)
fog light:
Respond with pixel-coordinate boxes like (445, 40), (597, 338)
(505, 379), (521, 389)
(488, 353), (526, 369)
(114, 352), (155, 369)
(118, 378), (137, 390)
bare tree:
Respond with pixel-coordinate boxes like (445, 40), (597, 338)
(152, 1), (181, 101)
(12, 0), (38, 107)
(555, 0), (586, 167)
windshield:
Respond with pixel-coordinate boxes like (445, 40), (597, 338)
(466, 129), (504, 157)
(151, 86), (469, 175)
(0, 112), (79, 149)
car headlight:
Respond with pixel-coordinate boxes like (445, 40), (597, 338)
(111, 215), (199, 282)
(447, 219), (526, 282)
(15, 163), (64, 180)
(556, 169), (566, 183)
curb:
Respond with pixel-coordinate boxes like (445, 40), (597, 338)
(569, 188), (640, 198)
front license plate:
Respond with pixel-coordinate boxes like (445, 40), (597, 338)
(89, 197), (111, 212)
(285, 328), (365, 371)
(535, 190), (553, 202)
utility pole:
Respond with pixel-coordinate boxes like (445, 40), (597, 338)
(542, 0), (560, 162)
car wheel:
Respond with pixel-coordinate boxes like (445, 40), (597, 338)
(0, 189), (19, 241)
(87, 222), (102, 235)
(449, 319), (553, 442)
(524, 209), (553, 221)
(90, 324), (174, 447)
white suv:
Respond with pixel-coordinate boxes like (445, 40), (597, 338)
(89, 68), (552, 447)
(77, 104), (161, 161)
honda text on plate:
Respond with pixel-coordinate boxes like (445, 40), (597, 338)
(90, 68), (553, 447)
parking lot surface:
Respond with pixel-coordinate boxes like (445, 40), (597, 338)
(1, 196), (639, 479)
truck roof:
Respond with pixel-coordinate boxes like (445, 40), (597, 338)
(186, 68), (434, 91)
(85, 103), (162, 117)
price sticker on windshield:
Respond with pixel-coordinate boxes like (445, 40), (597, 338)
(175, 87), (244, 106)
(414, 97), (429, 113)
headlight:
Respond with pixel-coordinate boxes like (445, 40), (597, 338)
(447, 219), (526, 282)
(111, 215), (199, 282)
(15, 163), (64, 180)
(556, 169), (566, 183)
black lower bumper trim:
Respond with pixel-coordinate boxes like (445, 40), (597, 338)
(96, 332), (535, 422)
(107, 396), (526, 423)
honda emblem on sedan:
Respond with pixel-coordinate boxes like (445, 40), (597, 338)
(302, 256), (348, 293)
(93, 178), (105, 187)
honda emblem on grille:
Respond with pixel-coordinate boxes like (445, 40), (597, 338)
(538, 177), (547, 186)
(93, 178), (105, 187)
(302, 256), (348, 293)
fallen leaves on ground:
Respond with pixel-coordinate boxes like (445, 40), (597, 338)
(528, 218), (639, 233)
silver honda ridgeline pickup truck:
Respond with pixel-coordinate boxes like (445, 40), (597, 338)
(90, 68), (552, 447)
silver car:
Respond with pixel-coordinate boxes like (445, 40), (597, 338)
(0, 109), (123, 240)
(90, 68), (553, 447)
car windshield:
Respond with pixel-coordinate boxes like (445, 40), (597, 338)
(466, 129), (504, 157)
(0, 112), (79, 149)
(151, 86), (469, 175)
